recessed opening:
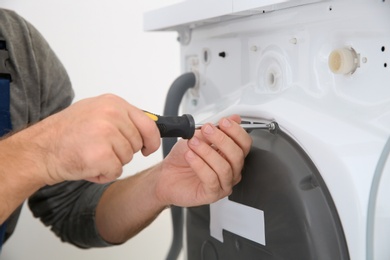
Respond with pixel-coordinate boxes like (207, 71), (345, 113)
(382, 46), (386, 52)
(218, 52), (226, 58)
(268, 72), (276, 87)
(329, 51), (342, 72)
(329, 6), (333, 11)
(385, 63), (388, 68)
(203, 49), (209, 63)
(328, 47), (359, 74)
(202, 48), (211, 64)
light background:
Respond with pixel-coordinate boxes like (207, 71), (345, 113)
(1, 1), (184, 259)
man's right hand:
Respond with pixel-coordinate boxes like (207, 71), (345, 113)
(24, 94), (161, 184)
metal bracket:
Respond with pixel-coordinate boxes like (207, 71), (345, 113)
(177, 27), (192, 46)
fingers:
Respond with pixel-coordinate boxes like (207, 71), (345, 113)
(186, 136), (232, 197)
(89, 96), (161, 181)
(111, 127), (135, 165)
(95, 94), (160, 157)
(186, 116), (252, 199)
(124, 105), (161, 156)
(44, 94), (162, 184)
(219, 116), (252, 157)
(95, 94), (161, 158)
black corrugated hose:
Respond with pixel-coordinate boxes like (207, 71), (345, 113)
(163, 72), (196, 260)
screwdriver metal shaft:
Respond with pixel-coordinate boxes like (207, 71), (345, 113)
(195, 122), (276, 131)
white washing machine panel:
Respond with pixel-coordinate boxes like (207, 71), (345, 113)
(145, 1), (390, 259)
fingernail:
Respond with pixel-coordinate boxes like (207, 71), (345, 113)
(221, 118), (231, 128)
(190, 136), (200, 146)
(203, 124), (214, 135)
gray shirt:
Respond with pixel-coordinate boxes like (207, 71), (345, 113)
(0, 8), (111, 248)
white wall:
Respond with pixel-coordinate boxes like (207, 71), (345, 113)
(0, 1), (182, 259)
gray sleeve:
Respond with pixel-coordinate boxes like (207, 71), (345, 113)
(24, 14), (75, 120)
(0, 8), (74, 130)
(28, 181), (114, 248)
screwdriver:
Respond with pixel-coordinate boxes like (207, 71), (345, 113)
(144, 111), (277, 139)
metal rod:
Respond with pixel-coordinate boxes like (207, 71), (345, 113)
(196, 122), (276, 131)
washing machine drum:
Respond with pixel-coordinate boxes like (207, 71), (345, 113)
(186, 128), (350, 259)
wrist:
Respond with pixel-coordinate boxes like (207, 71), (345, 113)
(2, 130), (49, 188)
(141, 162), (170, 210)
(95, 163), (168, 244)
(0, 129), (49, 222)
(16, 117), (63, 185)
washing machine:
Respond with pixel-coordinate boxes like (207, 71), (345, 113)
(144, 0), (390, 259)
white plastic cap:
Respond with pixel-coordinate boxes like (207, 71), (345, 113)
(328, 47), (359, 75)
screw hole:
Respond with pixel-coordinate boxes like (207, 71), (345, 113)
(218, 52), (226, 58)
(329, 6), (333, 11)
(203, 50), (209, 63)
(202, 48), (211, 64)
(268, 73), (275, 86)
(382, 46), (386, 52)
(385, 63), (388, 68)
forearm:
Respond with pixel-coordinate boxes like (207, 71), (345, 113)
(95, 163), (167, 244)
(0, 131), (47, 223)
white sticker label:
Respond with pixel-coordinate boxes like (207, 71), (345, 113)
(210, 197), (266, 245)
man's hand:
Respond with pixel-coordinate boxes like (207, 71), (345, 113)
(155, 114), (252, 207)
(26, 94), (161, 184)
(94, 114), (253, 244)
